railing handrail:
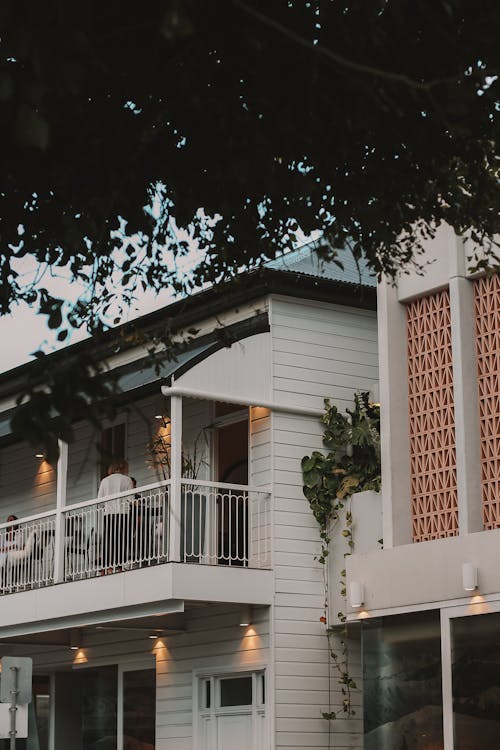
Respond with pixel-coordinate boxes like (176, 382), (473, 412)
(180, 478), (271, 494)
(0, 477), (270, 529)
(64, 477), (172, 513)
(0, 509), (57, 531)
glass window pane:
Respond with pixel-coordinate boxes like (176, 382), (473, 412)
(452, 611), (500, 748)
(123, 668), (156, 749)
(362, 610), (443, 749)
(206, 680), (211, 709)
(33, 675), (50, 750)
(220, 676), (252, 707)
(82, 666), (117, 750)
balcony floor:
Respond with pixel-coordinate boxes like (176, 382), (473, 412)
(0, 562), (274, 639)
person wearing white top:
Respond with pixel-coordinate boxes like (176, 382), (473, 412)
(98, 460), (133, 573)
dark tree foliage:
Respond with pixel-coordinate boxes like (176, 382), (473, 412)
(1, 0), (499, 455)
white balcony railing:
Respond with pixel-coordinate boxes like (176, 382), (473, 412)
(0, 479), (271, 595)
(180, 480), (271, 569)
(63, 480), (170, 579)
(0, 512), (56, 595)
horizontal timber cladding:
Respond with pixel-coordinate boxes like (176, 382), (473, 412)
(0, 439), (56, 519)
(406, 289), (459, 542)
(6, 603), (269, 750)
(474, 274), (500, 530)
(270, 296), (377, 750)
(65, 395), (212, 507)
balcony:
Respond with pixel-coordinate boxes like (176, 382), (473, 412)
(0, 479), (271, 596)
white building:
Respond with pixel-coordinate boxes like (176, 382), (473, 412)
(347, 227), (500, 748)
(0, 246), (378, 750)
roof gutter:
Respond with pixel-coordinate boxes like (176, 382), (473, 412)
(160, 384), (324, 418)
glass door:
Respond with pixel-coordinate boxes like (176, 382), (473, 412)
(119, 666), (156, 750)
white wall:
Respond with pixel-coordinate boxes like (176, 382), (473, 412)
(176, 333), (272, 404)
(347, 526), (500, 614)
(270, 295), (378, 750)
(249, 406), (271, 488)
(5, 602), (270, 750)
(0, 440), (56, 519)
(65, 395), (213, 507)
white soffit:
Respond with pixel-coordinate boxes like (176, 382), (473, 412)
(175, 332), (271, 403)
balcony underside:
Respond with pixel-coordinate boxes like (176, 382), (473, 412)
(0, 562), (273, 638)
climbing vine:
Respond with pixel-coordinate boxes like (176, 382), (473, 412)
(301, 392), (381, 724)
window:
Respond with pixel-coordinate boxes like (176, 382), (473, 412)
(197, 670), (267, 750)
(220, 676), (253, 707)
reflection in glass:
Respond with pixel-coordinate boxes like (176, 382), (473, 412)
(220, 676), (252, 707)
(452, 612), (500, 748)
(82, 666), (117, 750)
(33, 675), (50, 750)
(123, 668), (155, 750)
(363, 610), (443, 749)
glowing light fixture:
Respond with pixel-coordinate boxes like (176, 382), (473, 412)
(462, 563), (478, 592)
(239, 605), (252, 627)
(349, 582), (364, 609)
(70, 629), (82, 651)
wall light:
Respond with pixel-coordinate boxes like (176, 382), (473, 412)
(462, 562), (478, 592)
(239, 605), (252, 627)
(70, 629), (82, 651)
(34, 451), (45, 459)
(349, 582), (364, 609)
(369, 382), (380, 408)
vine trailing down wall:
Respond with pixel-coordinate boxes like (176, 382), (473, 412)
(301, 392), (381, 724)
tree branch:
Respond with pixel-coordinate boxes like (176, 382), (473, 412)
(233, 0), (463, 92)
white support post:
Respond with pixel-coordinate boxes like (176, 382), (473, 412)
(168, 395), (182, 562)
(54, 440), (68, 583)
(449, 273), (482, 534)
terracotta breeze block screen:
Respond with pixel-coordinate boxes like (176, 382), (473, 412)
(407, 290), (458, 542)
(474, 274), (500, 529)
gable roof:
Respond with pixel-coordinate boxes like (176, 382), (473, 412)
(0, 241), (376, 399)
(265, 241), (376, 287)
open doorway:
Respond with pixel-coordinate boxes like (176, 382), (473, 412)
(214, 404), (249, 566)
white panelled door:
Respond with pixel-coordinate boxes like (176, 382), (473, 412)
(197, 670), (268, 750)
(218, 713), (253, 750)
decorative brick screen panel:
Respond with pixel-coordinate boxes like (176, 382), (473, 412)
(407, 290), (458, 542)
(474, 274), (500, 529)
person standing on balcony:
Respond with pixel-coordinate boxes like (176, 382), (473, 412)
(98, 460), (133, 574)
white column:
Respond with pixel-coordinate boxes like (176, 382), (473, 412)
(53, 439), (68, 583)
(449, 272), (482, 534)
(168, 395), (182, 561)
(378, 281), (412, 548)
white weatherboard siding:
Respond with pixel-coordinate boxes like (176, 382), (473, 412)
(65, 396), (213, 508)
(176, 333), (272, 405)
(156, 604), (269, 748)
(270, 296), (377, 750)
(249, 406), (271, 488)
(4, 603), (269, 750)
(0, 440), (56, 519)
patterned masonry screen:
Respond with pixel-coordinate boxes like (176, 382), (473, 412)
(407, 290), (458, 542)
(474, 274), (500, 529)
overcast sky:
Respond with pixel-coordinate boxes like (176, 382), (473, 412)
(0, 273), (179, 374)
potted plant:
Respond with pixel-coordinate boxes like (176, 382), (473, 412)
(148, 428), (210, 562)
